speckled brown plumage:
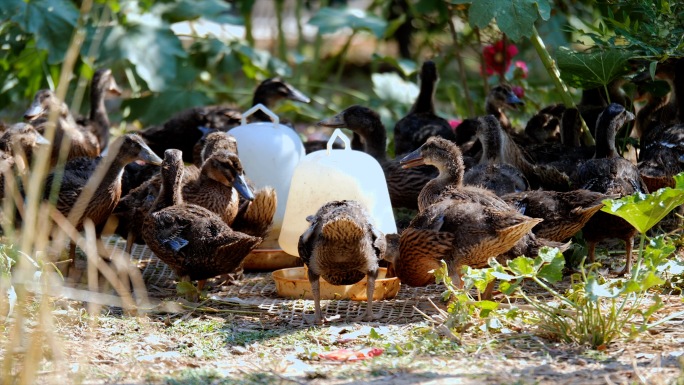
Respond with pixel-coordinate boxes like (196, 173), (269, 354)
(45, 133), (161, 260)
(192, 130), (239, 167)
(0, 123), (50, 167)
(76, 69), (121, 151)
(502, 190), (610, 242)
(24, 89), (101, 164)
(317, 105), (437, 210)
(298, 200), (386, 324)
(143, 149), (261, 286)
(393, 61), (455, 155)
(573, 104), (648, 275)
(231, 186), (276, 239)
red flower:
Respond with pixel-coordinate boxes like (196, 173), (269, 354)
(513, 60), (528, 79)
(482, 40), (518, 76)
(511, 85), (525, 99)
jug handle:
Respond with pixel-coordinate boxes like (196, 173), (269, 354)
(327, 128), (351, 155)
(241, 103), (280, 126)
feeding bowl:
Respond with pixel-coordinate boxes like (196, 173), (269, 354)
(243, 248), (303, 271)
(272, 267), (400, 301)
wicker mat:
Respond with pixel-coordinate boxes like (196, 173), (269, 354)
(103, 236), (445, 326)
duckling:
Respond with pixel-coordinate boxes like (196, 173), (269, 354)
(485, 84), (524, 133)
(23, 89), (101, 163)
(522, 103), (565, 145)
(44, 133), (162, 261)
(0, 123), (51, 168)
(398, 136), (564, 291)
(463, 115), (528, 196)
(317, 105), (437, 210)
(143, 149), (262, 290)
(573, 103), (648, 275)
(75, 68), (121, 151)
(298, 200), (386, 324)
(502, 190), (611, 242)
(191, 127), (239, 167)
(393, 60), (455, 154)
(140, 78), (310, 163)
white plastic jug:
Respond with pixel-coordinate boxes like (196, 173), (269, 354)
(278, 129), (397, 256)
(229, 104), (305, 247)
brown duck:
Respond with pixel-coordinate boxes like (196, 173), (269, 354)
(143, 149), (261, 290)
(44, 133), (162, 260)
(298, 200), (387, 324)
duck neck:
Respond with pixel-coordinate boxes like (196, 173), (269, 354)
(486, 103), (510, 131)
(411, 68), (437, 114)
(478, 126), (503, 164)
(357, 119), (388, 161)
(594, 121), (618, 159)
(251, 91), (277, 122)
(560, 112), (581, 147)
(89, 80), (111, 149)
(420, 161), (463, 211)
(153, 165), (184, 212)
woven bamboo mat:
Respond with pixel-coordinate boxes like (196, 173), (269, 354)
(102, 235), (446, 325)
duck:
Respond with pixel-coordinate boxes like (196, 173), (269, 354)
(485, 84), (524, 133)
(317, 105), (437, 210)
(0, 123), (51, 168)
(522, 103), (565, 145)
(23, 89), (101, 164)
(463, 115), (529, 196)
(75, 68), (121, 151)
(113, 134), (254, 253)
(298, 200), (387, 324)
(502, 189), (611, 242)
(393, 60), (455, 154)
(142, 149), (262, 291)
(140, 78), (310, 163)
(397, 137), (561, 294)
(44, 133), (162, 261)
(572, 103), (648, 275)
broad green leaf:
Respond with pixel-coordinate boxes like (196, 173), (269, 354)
(154, 0), (243, 25)
(586, 276), (620, 301)
(102, 12), (187, 91)
(601, 175), (684, 233)
(123, 89), (212, 125)
(640, 271), (666, 291)
(232, 43), (291, 79)
(556, 47), (632, 90)
(1, 0), (79, 64)
(538, 250), (565, 284)
(372, 73), (419, 106)
(507, 256), (535, 277)
(308, 7), (387, 38)
(498, 279), (521, 295)
(465, 0), (552, 42)
(371, 54), (417, 77)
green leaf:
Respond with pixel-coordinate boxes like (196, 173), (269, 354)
(308, 7), (387, 38)
(467, 0), (552, 41)
(369, 328), (381, 339)
(102, 12), (187, 92)
(371, 54), (417, 77)
(232, 43), (292, 79)
(1, 0), (79, 64)
(586, 276), (620, 301)
(507, 256), (536, 277)
(176, 281), (198, 296)
(640, 271), (666, 291)
(556, 47), (632, 90)
(601, 176), (684, 233)
(538, 249), (565, 284)
(154, 0), (243, 25)
(372, 73), (419, 106)
(498, 279), (521, 295)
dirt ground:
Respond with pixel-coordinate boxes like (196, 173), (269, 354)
(5, 271), (680, 385)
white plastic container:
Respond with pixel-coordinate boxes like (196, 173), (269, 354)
(278, 129), (397, 256)
(229, 104), (305, 247)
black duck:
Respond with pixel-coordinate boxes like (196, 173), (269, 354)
(393, 60), (455, 155)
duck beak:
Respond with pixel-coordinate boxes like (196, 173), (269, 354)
(285, 84), (311, 103)
(34, 133), (50, 146)
(400, 147), (425, 169)
(139, 144), (163, 165)
(108, 81), (122, 96)
(23, 101), (45, 121)
(505, 92), (524, 108)
(316, 113), (345, 128)
(233, 174), (254, 201)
